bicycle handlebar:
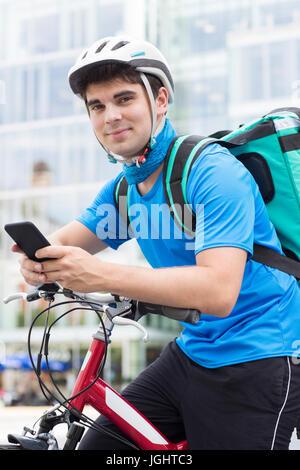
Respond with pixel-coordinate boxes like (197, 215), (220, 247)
(137, 301), (200, 325)
(64, 290), (201, 325)
(3, 285), (201, 325)
(3, 293), (27, 304)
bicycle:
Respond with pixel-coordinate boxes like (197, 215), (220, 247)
(0, 282), (200, 450)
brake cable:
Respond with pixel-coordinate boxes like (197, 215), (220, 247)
(27, 295), (139, 450)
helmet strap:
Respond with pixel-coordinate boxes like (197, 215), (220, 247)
(139, 73), (157, 149)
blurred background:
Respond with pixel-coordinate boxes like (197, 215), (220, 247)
(0, 0), (300, 406)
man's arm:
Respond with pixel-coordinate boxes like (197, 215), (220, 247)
(47, 220), (108, 254)
(88, 245), (247, 317)
(34, 244), (247, 318)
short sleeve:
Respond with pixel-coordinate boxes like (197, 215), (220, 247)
(76, 173), (131, 250)
(186, 143), (255, 256)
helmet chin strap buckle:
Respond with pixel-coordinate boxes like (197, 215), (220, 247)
(105, 131), (157, 167)
(136, 145), (150, 167)
(107, 154), (118, 164)
(150, 136), (156, 148)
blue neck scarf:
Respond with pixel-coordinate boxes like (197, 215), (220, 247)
(122, 119), (177, 185)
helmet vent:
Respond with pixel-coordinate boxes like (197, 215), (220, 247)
(111, 40), (130, 51)
(81, 51), (88, 59)
(96, 41), (109, 53)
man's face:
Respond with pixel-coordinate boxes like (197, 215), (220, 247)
(85, 79), (156, 160)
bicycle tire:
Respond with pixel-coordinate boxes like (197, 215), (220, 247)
(0, 444), (23, 450)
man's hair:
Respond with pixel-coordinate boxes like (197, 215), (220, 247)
(76, 62), (163, 102)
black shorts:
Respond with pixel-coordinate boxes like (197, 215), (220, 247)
(78, 340), (300, 450)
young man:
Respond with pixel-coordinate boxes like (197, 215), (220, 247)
(13, 36), (300, 450)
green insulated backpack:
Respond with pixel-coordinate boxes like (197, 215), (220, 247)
(114, 107), (300, 279)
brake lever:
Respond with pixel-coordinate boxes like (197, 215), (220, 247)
(104, 301), (134, 320)
(111, 316), (149, 343)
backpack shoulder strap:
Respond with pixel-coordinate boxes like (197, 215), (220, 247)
(114, 135), (233, 235)
(252, 244), (300, 279)
(163, 135), (221, 236)
(113, 175), (130, 229)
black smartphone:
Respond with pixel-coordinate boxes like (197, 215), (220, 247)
(4, 221), (52, 262)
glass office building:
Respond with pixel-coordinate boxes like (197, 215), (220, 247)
(157, 0), (300, 134)
(0, 0), (300, 392)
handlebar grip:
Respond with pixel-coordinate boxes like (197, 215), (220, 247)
(137, 302), (200, 325)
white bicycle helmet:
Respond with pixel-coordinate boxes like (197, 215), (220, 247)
(68, 36), (174, 165)
(69, 36), (174, 102)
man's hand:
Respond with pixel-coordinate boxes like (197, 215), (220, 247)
(34, 245), (105, 292)
(11, 243), (43, 287)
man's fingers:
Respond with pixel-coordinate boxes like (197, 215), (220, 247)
(19, 265), (47, 285)
(35, 245), (68, 260)
(11, 244), (25, 255)
(20, 257), (42, 272)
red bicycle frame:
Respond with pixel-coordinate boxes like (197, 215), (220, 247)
(3, 287), (197, 450)
(69, 334), (188, 450)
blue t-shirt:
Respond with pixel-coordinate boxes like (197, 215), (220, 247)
(77, 143), (300, 368)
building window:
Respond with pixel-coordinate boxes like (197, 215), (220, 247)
(70, 8), (88, 49)
(269, 41), (293, 98)
(19, 14), (60, 55)
(238, 45), (264, 102)
(96, 2), (124, 37)
(48, 61), (75, 118)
